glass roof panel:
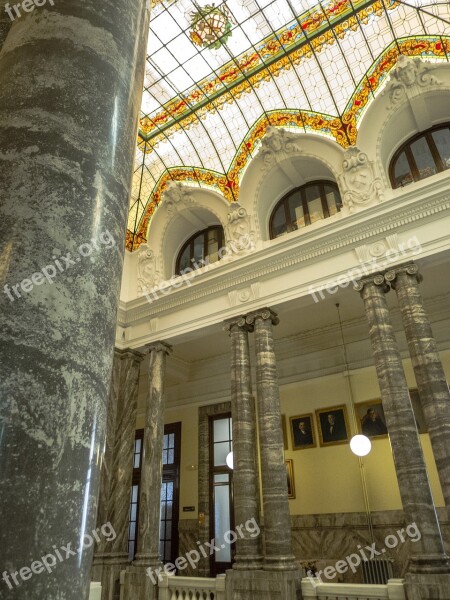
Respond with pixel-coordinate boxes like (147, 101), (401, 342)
(127, 0), (450, 250)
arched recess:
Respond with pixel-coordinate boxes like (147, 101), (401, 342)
(147, 187), (229, 281)
(356, 60), (450, 189)
(240, 132), (345, 242)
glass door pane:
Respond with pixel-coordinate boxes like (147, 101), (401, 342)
(432, 128), (450, 170)
(393, 151), (413, 187)
(213, 483), (232, 563)
(207, 228), (220, 263)
(410, 137), (436, 180)
(305, 185), (324, 223)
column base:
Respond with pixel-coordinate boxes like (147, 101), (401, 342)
(132, 552), (163, 569)
(232, 554), (264, 570)
(91, 553), (129, 600)
(263, 555), (299, 571)
(119, 565), (158, 600)
(409, 554), (450, 575)
(405, 572), (450, 599)
(225, 567), (301, 600)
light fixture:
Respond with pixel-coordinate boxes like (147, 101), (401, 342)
(336, 302), (375, 546)
(226, 451), (234, 470)
(350, 434), (372, 457)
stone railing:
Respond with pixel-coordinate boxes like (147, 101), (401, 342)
(159, 573), (226, 600)
(301, 577), (406, 600)
(89, 581), (102, 600)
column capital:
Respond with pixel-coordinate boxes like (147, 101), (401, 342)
(385, 262), (423, 287)
(223, 315), (254, 334)
(145, 341), (173, 356)
(245, 307), (279, 326)
(354, 273), (389, 294)
(114, 347), (145, 362)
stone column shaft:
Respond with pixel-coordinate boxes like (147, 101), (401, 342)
(224, 316), (263, 570)
(92, 349), (143, 600)
(134, 341), (172, 567)
(246, 308), (296, 571)
(356, 276), (450, 575)
(386, 264), (450, 510)
(0, 2), (149, 599)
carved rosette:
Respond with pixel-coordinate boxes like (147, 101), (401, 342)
(339, 146), (384, 212)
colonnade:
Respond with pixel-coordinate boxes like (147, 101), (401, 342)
(224, 309), (301, 598)
(355, 266), (450, 599)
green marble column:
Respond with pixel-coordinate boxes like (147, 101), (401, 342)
(246, 308), (297, 572)
(122, 341), (172, 600)
(386, 263), (450, 511)
(92, 349), (143, 600)
(356, 275), (450, 598)
(0, 2), (149, 599)
(224, 316), (263, 570)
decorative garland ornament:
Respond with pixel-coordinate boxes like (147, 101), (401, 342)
(189, 3), (234, 49)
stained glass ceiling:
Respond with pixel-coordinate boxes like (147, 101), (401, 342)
(127, 0), (450, 250)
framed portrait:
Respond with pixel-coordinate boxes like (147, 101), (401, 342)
(356, 400), (389, 439)
(281, 414), (289, 450)
(409, 389), (428, 434)
(290, 413), (316, 450)
(316, 405), (350, 447)
(285, 459), (295, 499)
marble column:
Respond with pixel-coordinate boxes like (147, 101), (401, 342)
(246, 308), (297, 572)
(386, 263), (450, 511)
(122, 341), (172, 600)
(0, 0), (13, 52)
(91, 349), (143, 600)
(0, 2), (149, 600)
(224, 316), (263, 570)
(355, 276), (450, 598)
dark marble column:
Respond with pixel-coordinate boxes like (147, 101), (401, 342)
(246, 308), (297, 572)
(0, 2), (149, 599)
(122, 341), (172, 600)
(224, 316), (263, 570)
(355, 276), (450, 578)
(386, 263), (450, 511)
(91, 348), (143, 600)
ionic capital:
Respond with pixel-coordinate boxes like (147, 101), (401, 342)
(145, 341), (173, 356)
(223, 315), (253, 334)
(245, 307), (279, 326)
(114, 347), (145, 363)
(354, 273), (389, 295)
(385, 263), (423, 289)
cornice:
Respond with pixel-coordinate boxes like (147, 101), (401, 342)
(118, 179), (450, 330)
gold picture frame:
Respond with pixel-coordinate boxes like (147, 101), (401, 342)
(285, 459), (295, 499)
(355, 400), (388, 439)
(289, 413), (316, 450)
(316, 404), (350, 447)
(281, 414), (289, 450)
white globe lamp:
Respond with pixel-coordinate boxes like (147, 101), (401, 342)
(350, 434), (372, 457)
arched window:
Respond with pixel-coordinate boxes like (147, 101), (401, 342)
(176, 225), (224, 275)
(390, 124), (450, 189)
(269, 181), (342, 239)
